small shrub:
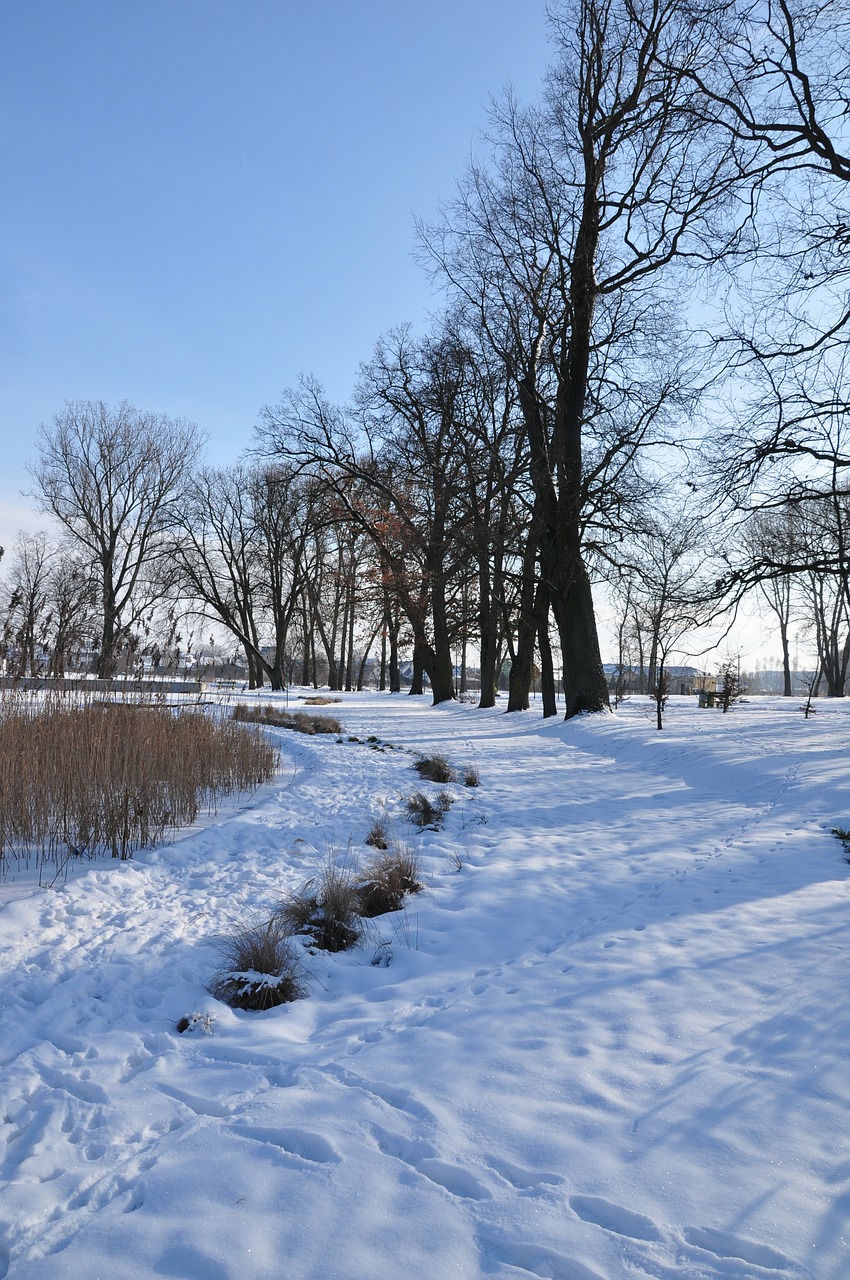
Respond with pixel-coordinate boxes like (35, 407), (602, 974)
(232, 704), (342, 735)
(716, 659), (746, 713)
(210, 918), (306, 1011)
(176, 1011), (216, 1035)
(371, 941), (393, 967)
(413, 753), (453, 783)
(406, 789), (453, 829)
(832, 826), (850, 861)
(463, 765), (480, 788)
(365, 816), (390, 850)
(356, 846), (422, 917)
(277, 861), (362, 952)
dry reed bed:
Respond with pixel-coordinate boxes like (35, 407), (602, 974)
(0, 700), (279, 867)
(231, 704), (342, 735)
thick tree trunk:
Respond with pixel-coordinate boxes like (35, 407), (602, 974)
(478, 574), (499, 709)
(389, 623), (401, 693)
(379, 612), (388, 691)
(507, 636), (534, 711)
(429, 646), (455, 704)
(409, 644), (425, 696)
(245, 645), (263, 689)
(551, 559), (609, 719)
(537, 595), (557, 719)
(98, 588), (118, 679)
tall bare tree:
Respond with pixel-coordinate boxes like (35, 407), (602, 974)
(424, 0), (743, 717)
(172, 462), (318, 691)
(29, 400), (202, 677)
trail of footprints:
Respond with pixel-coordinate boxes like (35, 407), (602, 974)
(0, 755), (811, 1278)
(319, 1068), (809, 1280)
(0, 1010), (812, 1277)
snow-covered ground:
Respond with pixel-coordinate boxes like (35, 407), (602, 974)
(1, 691), (848, 1280)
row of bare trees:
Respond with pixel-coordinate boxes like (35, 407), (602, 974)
(7, 0), (850, 708)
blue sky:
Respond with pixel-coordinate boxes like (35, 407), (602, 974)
(0, 0), (551, 548)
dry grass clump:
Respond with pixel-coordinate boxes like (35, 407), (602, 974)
(463, 764), (480, 787)
(276, 861), (362, 952)
(365, 816), (390, 850)
(232, 704), (342, 735)
(413, 753), (453, 783)
(832, 826), (850, 861)
(303, 696), (342, 706)
(210, 918), (306, 1011)
(356, 846), (422, 917)
(406, 790), (453, 830)
(0, 697), (278, 867)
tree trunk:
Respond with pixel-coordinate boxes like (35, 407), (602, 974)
(356, 623), (380, 690)
(779, 616), (792, 696)
(337, 593), (349, 693)
(379, 612), (388, 691)
(98, 585), (118, 679)
(409, 643), (425, 695)
(300, 602), (311, 685)
(345, 587), (356, 691)
(655, 656), (666, 730)
(506, 527), (540, 713)
(428, 559), (456, 705)
(477, 546), (507, 709)
(538, 596), (557, 719)
(551, 559), (609, 719)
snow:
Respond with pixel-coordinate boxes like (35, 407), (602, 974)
(1, 690), (848, 1279)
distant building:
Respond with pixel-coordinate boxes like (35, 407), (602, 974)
(603, 665), (715, 696)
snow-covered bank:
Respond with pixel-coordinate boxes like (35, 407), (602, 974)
(1, 693), (847, 1279)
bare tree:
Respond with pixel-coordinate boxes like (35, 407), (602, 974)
(675, 0), (850, 516)
(2, 532), (53, 676)
(29, 401), (203, 677)
(423, 0), (743, 717)
(260, 336), (476, 706)
(45, 545), (97, 677)
(172, 462), (318, 691)
(1, 533), (96, 678)
(797, 493), (850, 695)
(742, 507), (800, 694)
(618, 508), (713, 728)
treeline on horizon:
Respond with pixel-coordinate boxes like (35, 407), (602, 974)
(4, 0), (850, 715)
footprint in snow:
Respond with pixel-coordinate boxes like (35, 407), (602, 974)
(486, 1154), (563, 1190)
(683, 1226), (802, 1273)
(480, 1239), (606, 1280)
(228, 1124), (340, 1164)
(417, 1158), (491, 1200)
(569, 1194), (661, 1242)
(372, 1126), (490, 1199)
(328, 1066), (437, 1122)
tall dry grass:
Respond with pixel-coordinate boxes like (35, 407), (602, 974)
(0, 696), (278, 870)
(232, 704), (342, 735)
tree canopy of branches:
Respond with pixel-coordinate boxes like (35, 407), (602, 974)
(29, 401), (203, 677)
(420, 0), (747, 717)
(171, 462), (319, 691)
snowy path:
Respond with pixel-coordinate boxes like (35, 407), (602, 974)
(0, 693), (847, 1278)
